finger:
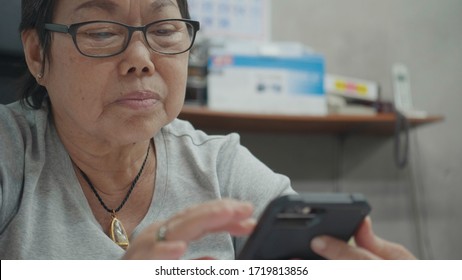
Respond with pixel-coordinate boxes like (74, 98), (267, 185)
(123, 239), (187, 260)
(125, 200), (254, 260)
(145, 241), (187, 260)
(169, 200), (253, 240)
(354, 217), (416, 260)
(165, 199), (254, 242)
(123, 222), (188, 260)
(311, 236), (380, 260)
(227, 219), (257, 236)
(195, 257), (216, 260)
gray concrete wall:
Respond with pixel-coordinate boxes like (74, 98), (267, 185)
(239, 0), (462, 259)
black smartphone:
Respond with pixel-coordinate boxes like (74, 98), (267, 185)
(237, 192), (371, 260)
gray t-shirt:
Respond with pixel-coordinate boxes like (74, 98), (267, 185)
(0, 101), (294, 260)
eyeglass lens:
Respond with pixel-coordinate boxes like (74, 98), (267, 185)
(74, 20), (194, 57)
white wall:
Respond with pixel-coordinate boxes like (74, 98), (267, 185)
(237, 0), (462, 259)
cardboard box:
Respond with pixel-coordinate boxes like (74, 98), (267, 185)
(207, 43), (327, 115)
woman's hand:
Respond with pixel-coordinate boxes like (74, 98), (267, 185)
(310, 217), (416, 260)
(122, 199), (255, 260)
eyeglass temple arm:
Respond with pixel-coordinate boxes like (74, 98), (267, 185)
(44, 23), (70, 33)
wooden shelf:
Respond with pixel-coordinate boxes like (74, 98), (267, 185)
(179, 105), (444, 135)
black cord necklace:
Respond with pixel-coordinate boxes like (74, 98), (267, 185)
(78, 143), (150, 250)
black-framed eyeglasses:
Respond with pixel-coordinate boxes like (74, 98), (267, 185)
(44, 19), (200, 58)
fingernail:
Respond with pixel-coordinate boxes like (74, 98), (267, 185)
(241, 218), (257, 228)
(170, 241), (187, 252)
(311, 237), (327, 252)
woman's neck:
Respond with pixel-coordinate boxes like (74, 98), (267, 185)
(72, 140), (153, 189)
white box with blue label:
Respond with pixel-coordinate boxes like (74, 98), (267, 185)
(207, 42), (327, 115)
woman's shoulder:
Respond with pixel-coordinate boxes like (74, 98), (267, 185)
(0, 101), (48, 129)
(162, 118), (241, 148)
(0, 102), (29, 135)
(158, 118), (245, 173)
(0, 102), (51, 232)
(0, 101), (50, 152)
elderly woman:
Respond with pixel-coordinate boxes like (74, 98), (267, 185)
(0, 0), (414, 260)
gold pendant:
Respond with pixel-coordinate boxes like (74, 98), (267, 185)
(110, 215), (129, 250)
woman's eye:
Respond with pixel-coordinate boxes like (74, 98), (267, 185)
(151, 28), (176, 36)
(86, 31), (117, 39)
(149, 22), (183, 36)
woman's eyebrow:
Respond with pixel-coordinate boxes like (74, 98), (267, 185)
(74, 0), (119, 14)
(73, 0), (178, 15)
(150, 0), (178, 12)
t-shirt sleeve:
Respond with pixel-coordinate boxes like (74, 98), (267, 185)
(0, 105), (26, 233)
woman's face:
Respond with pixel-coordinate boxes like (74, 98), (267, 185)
(43, 0), (189, 147)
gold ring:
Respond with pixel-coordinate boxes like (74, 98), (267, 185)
(156, 224), (168, 242)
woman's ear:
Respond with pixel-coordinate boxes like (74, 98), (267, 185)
(21, 29), (45, 83)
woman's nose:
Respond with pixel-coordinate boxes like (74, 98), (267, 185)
(119, 32), (156, 76)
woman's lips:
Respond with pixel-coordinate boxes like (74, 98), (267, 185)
(114, 91), (161, 110)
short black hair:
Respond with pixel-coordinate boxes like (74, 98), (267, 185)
(19, 0), (191, 109)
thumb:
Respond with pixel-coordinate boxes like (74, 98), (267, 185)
(355, 217), (415, 260)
